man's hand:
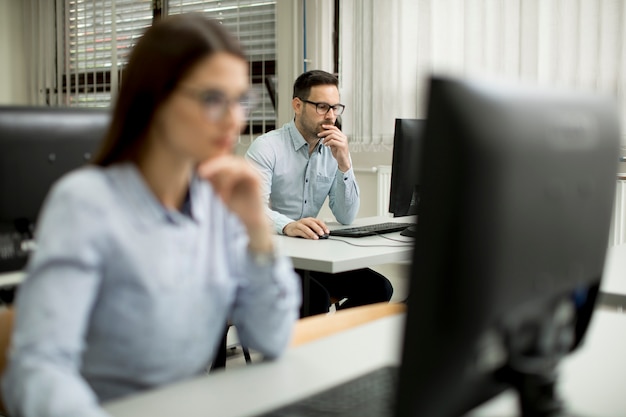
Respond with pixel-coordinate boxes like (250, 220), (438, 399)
(283, 218), (330, 240)
(197, 156), (273, 253)
(318, 124), (351, 172)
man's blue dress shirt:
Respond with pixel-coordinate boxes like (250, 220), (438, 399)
(246, 120), (360, 233)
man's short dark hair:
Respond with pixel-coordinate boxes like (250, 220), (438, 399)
(292, 70), (339, 99)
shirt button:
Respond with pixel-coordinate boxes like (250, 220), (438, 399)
(304, 200), (307, 204)
(306, 179), (308, 183)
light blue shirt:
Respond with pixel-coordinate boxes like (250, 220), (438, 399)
(2, 163), (301, 417)
(246, 120), (360, 233)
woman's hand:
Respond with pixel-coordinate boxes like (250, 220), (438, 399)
(197, 156), (273, 253)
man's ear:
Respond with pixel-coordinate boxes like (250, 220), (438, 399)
(292, 97), (302, 114)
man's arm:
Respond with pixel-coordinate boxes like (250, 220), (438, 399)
(318, 124), (360, 224)
(328, 164), (360, 224)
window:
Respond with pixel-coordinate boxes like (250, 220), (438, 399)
(63, 0), (153, 107)
(62, 0), (277, 133)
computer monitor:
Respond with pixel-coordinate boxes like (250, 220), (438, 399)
(396, 76), (620, 416)
(388, 119), (424, 218)
(0, 106), (109, 243)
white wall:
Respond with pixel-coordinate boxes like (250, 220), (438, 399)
(0, 1), (27, 104)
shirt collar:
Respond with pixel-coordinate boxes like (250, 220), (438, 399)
(109, 163), (205, 227)
(287, 120), (310, 152)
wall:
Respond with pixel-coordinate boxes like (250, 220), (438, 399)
(0, 1), (27, 104)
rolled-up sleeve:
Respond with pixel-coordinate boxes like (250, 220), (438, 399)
(226, 221), (301, 358)
(328, 163), (360, 225)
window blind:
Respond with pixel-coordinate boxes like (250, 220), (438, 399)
(57, 0), (276, 136)
(167, 0), (277, 137)
(64, 0), (153, 107)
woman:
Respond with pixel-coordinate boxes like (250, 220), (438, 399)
(2, 14), (300, 417)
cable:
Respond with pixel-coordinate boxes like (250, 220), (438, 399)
(327, 237), (413, 248)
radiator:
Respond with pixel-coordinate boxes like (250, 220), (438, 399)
(609, 176), (626, 246)
(376, 165), (393, 217)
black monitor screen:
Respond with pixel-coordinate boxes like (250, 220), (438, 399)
(389, 119), (424, 218)
(396, 76), (620, 417)
(0, 107), (109, 235)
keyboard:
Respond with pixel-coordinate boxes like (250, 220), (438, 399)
(256, 366), (398, 417)
(330, 222), (415, 238)
(0, 231), (33, 273)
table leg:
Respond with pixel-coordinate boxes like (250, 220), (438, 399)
(301, 270), (311, 317)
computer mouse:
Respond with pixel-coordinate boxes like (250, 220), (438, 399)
(319, 233), (330, 239)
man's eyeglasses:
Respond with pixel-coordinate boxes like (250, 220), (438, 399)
(179, 86), (258, 121)
(299, 98), (346, 116)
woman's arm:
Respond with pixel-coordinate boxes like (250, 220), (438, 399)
(2, 173), (110, 417)
(197, 157), (301, 358)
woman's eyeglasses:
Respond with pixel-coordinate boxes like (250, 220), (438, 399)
(179, 86), (258, 121)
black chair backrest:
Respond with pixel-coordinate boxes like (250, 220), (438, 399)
(0, 106), (110, 233)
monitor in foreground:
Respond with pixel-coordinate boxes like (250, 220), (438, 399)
(397, 76), (620, 417)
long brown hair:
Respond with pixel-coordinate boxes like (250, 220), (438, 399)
(93, 14), (246, 166)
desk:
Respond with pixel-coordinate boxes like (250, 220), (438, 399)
(103, 308), (626, 417)
(279, 216), (414, 314)
(599, 243), (626, 308)
(279, 216), (415, 274)
(0, 271), (23, 289)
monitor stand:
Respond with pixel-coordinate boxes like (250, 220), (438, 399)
(505, 299), (587, 417)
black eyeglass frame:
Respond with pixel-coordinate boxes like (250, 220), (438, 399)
(298, 98), (346, 116)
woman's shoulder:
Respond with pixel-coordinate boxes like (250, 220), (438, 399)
(52, 164), (106, 190)
(48, 165), (113, 207)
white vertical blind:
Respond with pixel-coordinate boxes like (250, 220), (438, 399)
(341, 0), (626, 150)
(20, 0), (58, 105)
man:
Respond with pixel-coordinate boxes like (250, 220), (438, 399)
(246, 70), (393, 316)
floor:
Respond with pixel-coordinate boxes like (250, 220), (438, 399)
(225, 262), (411, 368)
